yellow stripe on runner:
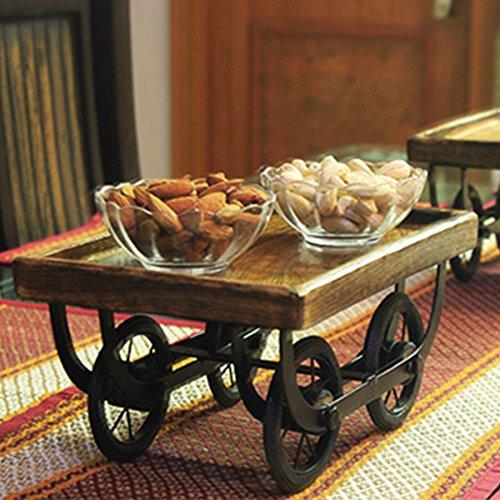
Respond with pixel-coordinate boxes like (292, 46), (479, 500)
(423, 425), (500, 500)
(297, 348), (500, 498)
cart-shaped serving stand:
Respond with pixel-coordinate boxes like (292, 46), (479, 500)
(408, 108), (500, 281)
(13, 209), (477, 493)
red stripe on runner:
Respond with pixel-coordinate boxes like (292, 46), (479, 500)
(0, 387), (80, 438)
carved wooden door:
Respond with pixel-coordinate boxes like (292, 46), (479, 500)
(172, 0), (496, 178)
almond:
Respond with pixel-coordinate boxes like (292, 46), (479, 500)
(232, 212), (261, 235)
(133, 186), (151, 207)
(199, 220), (234, 240)
(207, 172), (227, 185)
(149, 194), (183, 233)
(199, 178), (244, 196)
(156, 230), (193, 257)
(211, 238), (231, 259)
(107, 191), (132, 208)
(215, 204), (242, 224)
(229, 200), (244, 209)
(132, 219), (161, 254)
(149, 179), (195, 199)
(194, 181), (209, 194)
(228, 187), (267, 206)
(166, 195), (198, 214)
(197, 192), (227, 213)
(120, 184), (136, 200)
(181, 237), (210, 262)
(179, 210), (204, 232)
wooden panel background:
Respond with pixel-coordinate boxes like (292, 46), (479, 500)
(172, 0), (496, 179)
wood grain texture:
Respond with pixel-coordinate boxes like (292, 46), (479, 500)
(407, 108), (500, 168)
(253, 23), (425, 166)
(171, 0), (492, 178)
(13, 209), (478, 330)
(0, 1), (102, 249)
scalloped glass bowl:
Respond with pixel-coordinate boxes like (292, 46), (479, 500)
(95, 180), (275, 275)
(260, 162), (427, 247)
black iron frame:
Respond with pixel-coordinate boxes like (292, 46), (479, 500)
(428, 163), (499, 265)
(49, 261), (446, 452)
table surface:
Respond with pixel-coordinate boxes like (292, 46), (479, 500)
(407, 108), (500, 169)
(13, 209), (477, 329)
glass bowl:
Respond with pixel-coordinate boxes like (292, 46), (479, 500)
(260, 159), (427, 247)
(95, 180), (275, 274)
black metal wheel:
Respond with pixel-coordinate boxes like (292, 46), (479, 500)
(263, 337), (342, 494)
(364, 292), (424, 431)
(208, 327), (271, 409)
(88, 316), (170, 462)
(450, 185), (483, 282)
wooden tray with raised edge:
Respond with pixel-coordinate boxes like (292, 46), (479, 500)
(407, 108), (500, 169)
(13, 209), (477, 330)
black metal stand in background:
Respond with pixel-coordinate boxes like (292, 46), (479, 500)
(428, 163), (500, 281)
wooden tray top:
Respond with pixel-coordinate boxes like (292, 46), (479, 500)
(407, 108), (500, 169)
(13, 209), (477, 330)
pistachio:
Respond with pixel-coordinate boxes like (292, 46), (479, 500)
(335, 195), (357, 216)
(321, 216), (360, 233)
(291, 179), (318, 200)
(287, 191), (313, 221)
(316, 188), (338, 216)
(377, 160), (412, 180)
(344, 171), (373, 184)
(291, 158), (309, 175)
(348, 158), (374, 176)
(278, 163), (304, 183)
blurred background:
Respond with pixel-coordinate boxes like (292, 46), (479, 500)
(130, 0), (500, 183)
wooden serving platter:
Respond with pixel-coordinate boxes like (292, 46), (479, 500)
(407, 108), (500, 168)
(13, 209), (477, 330)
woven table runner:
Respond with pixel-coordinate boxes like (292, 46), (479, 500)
(0, 241), (498, 498)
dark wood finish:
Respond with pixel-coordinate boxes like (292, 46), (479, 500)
(0, 0), (102, 249)
(14, 209), (477, 330)
(407, 108), (500, 168)
(171, 0), (496, 178)
(89, 0), (140, 183)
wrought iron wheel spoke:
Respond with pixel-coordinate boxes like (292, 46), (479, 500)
(304, 434), (316, 459)
(384, 390), (391, 405)
(293, 433), (306, 468)
(126, 339), (133, 362)
(392, 388), (400, 406)
(110, 407), (127, 433)
(280, 427), (289, 442)
(126, 409), (133, 441)
(310, 359), (316, 386)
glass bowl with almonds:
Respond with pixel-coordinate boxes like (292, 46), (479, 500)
(95, 173), (275, 274)
(260, 157), (427, 247)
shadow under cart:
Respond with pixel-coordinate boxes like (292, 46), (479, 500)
(408, 108), (500, 282)
(13, 208), (477, 494)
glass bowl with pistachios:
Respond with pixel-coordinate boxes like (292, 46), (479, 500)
(95, 173), (275, 274)
(260, 157), (427, 247)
